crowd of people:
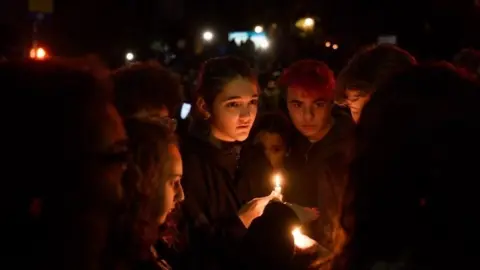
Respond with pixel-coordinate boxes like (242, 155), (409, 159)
(1, 44), (479, 270)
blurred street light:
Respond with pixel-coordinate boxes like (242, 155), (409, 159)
(332, 44), (339, 50)
(295, 17), (315, 31)
(303, 18), (314, 28)
(260, 39), (269, 50)
(325, 41), (331, 48)
(125, 52), (135, 61)
(254, 25), (263, 33)
(202, 31), (214, 42)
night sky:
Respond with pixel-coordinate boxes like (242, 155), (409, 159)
(1, 0), (479, 60)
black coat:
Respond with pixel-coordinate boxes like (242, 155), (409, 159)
(178, 132), (252, 269)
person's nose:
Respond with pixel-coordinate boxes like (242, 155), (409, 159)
(302, 105), (315, 122)
(239, 105), (253, 119)
(176, 184), (185, 203)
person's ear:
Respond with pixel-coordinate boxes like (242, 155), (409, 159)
(196, 97), (211, 120)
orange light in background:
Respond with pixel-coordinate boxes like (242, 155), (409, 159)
(325, 41), (331, 48)
(29, 48), (36, 59)
(36, 48), (46, 59)
(295, 17), (315, 31)
(29, 47), (48, 60)
(332, 44), (339, 50)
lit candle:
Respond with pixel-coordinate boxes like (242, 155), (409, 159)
(272, 173), (283, 200)
(292, 227), (316, 250)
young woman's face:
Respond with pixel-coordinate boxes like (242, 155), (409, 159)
(157, 144), (184, 225)
(210, 78), (259, 142)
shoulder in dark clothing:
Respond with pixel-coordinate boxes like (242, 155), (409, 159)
(176, 133), (249, 269)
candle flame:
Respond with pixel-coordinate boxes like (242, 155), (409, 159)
(274, 173), (281, 187)
(292, 227), (316, 249)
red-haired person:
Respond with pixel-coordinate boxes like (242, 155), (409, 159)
(277, 60), (355, 268)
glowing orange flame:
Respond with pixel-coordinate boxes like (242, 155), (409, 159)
(292, 227), (316, 249)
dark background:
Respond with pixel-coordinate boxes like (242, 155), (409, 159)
(1, 0), (479, 65)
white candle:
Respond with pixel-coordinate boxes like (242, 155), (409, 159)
(272, 173), (283, 200)
(274, 174), (282, 193)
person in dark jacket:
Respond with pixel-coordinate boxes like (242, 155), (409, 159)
(1, 60), (128, 270)
(176, 56), (274, 269)
(333, 63), (480, 270)
(334, 44), (416, 124)
(277, 60), (355, 268)
(241, 201), (299, 270)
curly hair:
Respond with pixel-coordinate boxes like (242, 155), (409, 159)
(113, 119), (178, 263)
(113, 61), (184, 118)
(335, 44), (416, 104)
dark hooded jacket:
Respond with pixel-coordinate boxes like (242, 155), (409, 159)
(284, 108), (355, 256)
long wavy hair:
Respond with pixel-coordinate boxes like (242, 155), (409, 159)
(108, 119), (177, 267)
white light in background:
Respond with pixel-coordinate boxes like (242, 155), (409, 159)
(228, 31), (270, 50)
(254, 25), (263, 33)
(228, 32), (249, 46)
(125, 52), (134, 61)
(250, 34), (269, 50)
(260, 39), (269, 49)
(303, 18), (314, 28)
(180, 103), (192, 119)
(325, 41), (331, 48)
(202, 31), (214, 42)
(332, 44), (339, 50)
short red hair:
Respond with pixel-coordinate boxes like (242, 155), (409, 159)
(278, 60), (335, 100)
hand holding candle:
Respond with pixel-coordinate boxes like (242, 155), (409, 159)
(238, 195), (274, 228)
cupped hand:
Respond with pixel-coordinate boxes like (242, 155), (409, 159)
(238, 195), (274, 228)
